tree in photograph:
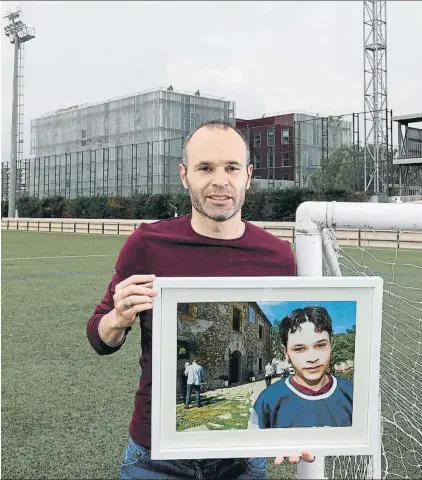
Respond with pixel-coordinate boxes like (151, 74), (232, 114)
(270, 319), (285, 360)
(330, 325), (356, 372)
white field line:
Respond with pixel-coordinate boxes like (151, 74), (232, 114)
(2, 254), (118, 261)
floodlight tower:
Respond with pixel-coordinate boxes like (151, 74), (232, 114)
(4, 5), (35, 217)
(363, 0), (391, 196)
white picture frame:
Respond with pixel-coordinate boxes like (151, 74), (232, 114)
(151, 276), (383, 460)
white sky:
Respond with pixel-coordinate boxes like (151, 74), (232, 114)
(1, 1), (421, 162)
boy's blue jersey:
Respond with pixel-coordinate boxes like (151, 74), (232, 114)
(251, 376), (353, 428)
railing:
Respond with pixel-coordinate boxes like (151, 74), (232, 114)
(398, 142), (422, 159)
(2, 217), (422, 249)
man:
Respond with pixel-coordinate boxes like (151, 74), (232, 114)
(179, 361), (190, 403)
(250, 306), (353, 429)
(87, 120), (314, 479)
(185, 359), (204, 408)
(264, 362), (274, 388)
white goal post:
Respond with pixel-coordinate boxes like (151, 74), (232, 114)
(294, 201), (422, 480)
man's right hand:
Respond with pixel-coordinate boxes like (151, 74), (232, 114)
(112, 274), (158, 328)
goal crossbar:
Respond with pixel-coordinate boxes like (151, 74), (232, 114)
(295, 201), (422, 277)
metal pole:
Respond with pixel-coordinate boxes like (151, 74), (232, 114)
(8, 39), (20, 217)
(295, 203), (326, 480)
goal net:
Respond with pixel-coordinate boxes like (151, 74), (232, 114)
(294, 201), (422, 480)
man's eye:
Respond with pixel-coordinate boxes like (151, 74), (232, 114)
(316, 343), (327, 349)
(227, 166), (239, 171)
(199, 166), (211, 171)
(293, 347), (306, 353)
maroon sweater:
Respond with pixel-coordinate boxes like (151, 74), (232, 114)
(87, 214), (296, 448)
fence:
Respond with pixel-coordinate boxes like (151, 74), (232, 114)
(238, 109), (409, 194)
(2, 217), (421, 249)
(1, 137), (186, 201)
(2, 109), (420, 201)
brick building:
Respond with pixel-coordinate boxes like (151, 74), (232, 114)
(236, 114), (295, 185)
(236, 112), (352, 188)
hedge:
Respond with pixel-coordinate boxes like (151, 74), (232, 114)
(1, 189), (368, 222)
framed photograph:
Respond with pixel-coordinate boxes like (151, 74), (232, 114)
(151, 276), (383, 460)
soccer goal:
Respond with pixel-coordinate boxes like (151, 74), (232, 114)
(294, 201), (422, 480)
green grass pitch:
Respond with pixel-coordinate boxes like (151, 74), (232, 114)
(2, 230), (420, 479)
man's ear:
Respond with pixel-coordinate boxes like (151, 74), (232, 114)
(179, 163), (188, 190)
(247, 164), (253, 189)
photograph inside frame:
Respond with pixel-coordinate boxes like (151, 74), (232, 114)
(176, 301), (356, 433)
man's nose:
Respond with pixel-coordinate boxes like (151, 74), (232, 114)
(306, 351), (319, 363)
(211, 168), (229, 188)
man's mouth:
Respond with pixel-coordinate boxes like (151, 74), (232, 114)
(305, 365), (322, 372)
(208, 195), (231, 201)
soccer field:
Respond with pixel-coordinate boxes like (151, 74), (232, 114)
(1, 230), (421, 479)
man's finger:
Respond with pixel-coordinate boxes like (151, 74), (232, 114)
(301, 451), (315, 463)
(121, 302), (154, 318)
(289, 456), (301, 464)
(132, 302), (155, 314)
(273, 457), (284, 465)
(121, 284), (158, 299)
(118, 295), (155, 311)
(116, 274), (156, 291)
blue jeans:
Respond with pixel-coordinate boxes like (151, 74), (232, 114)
(120, 437), (266, 479)
(186, 384), (201, 407)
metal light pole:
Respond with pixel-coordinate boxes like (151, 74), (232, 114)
(4, 6), (35, 217)
(363, 1), (391, 196)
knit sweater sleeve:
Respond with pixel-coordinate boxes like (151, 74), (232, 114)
(86, 227), (146, 355)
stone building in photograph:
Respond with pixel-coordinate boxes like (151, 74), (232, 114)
(177, 302), (272, 396)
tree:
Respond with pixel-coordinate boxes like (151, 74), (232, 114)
(311, 145), (366, 191)
(270, 319), (285, 360)
(330, 327), (356, 372)
(311, 143), (399, 193)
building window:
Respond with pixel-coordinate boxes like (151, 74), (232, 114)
(81, 129), (87, 139)
(267, 152), (275, 168)
(232, 306), (242, 332)
(282, 152), (290, 166)
(249, 306), (256, 323)
(254, 133), (261, 147)
(177, 340), (190, 359)
(259, 325), (263, 339)
(253, 154), (261, 168)
(259, 358), (263, 372)
(178, 303), (197, 319)
(178, 303), (190, 315)
(282, 129), (290, 145)
(282, 175), (290, 180)
(267, 127), (275, 146)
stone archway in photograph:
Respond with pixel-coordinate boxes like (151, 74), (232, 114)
(229, 350), (242, 384)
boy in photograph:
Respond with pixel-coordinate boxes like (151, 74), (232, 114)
(250, 306), (353, 429)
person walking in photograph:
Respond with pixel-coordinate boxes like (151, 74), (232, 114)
(179, 361), (190, 402)
(264, 362), (274, 388)
(185, 360), (204, 409)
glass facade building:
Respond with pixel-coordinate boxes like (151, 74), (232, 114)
(28, 87), (235, 197)
(293, 113), (353, 187)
